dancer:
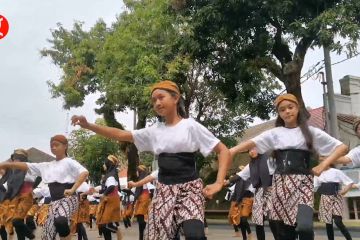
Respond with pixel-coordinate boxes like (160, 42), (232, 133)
(248, 149), (279, 240)
(96, 155), (122, 240)
(33, 182), (51, 227)
(0, 135), (89, 240)
(230, 93), (348, 240)
(337, 118), (360, 167)
(132, 165), (152, 240)
(315, 166), (355, 240)
(121, 189), (134, 229)
(71, 181), (91, 240)
(3, 149), (36, 240)
(0, 169), (9, 240)
(87, 192), (99, 230)
(225, 165), (253, 239)
(71, 80), (230, 240)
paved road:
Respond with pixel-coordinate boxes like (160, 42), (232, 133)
(29, 223), (360, 239)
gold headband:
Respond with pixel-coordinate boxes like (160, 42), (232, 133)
(274, 93), (299, 108)
(150, 80), (180, 95)
(107, 155), (119, 164)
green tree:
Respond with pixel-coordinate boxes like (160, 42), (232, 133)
(179, 0), (360, 115)
(68, 128), (124, 185)
(41, 0), (279, 178)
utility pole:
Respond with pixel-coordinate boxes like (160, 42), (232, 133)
(319, 72), (330, 133)
(324, 46), (349, 219)
(323, 47), (339, 139)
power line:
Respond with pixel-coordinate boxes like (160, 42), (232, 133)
(278, 51), (360, 94)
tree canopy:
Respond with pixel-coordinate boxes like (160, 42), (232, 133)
(42, 0), (360, 209)
(179, 0), (360, 115)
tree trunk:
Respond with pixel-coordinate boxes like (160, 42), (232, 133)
(126, 109), (149, 181)
(282, 71), (310, 119)
(126, 144), (139, 181)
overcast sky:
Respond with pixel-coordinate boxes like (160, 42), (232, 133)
(0, 1), (360, 161)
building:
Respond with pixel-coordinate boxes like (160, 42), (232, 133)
(232, 75), (360, 219)
(3, 147), (55, 163)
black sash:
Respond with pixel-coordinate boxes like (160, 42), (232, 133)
(249, 153), (272, 188)
(5, 169), (26, 200)
(230, 178), (251, 203)
(48, 182), (74, 201)
(317, 182), (340, 195)
(158, 152), (198, 185)
(274, 149), (311, 174)
(0, 170), (10, 202)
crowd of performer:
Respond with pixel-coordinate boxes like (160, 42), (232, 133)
(0, 80), (360, 240)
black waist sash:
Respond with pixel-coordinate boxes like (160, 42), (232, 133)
(5, 169), (26, 200)
(158, 152), (198, 185)
(274, 149), (311, 175)
(317, 182), (340, 195)
(249, 153), (272, 188)
(48, 182), (74, 201)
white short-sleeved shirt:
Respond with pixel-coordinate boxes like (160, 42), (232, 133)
(252, 126), (342, 155)
(146, 183), (156, 190)
(26, 157), (88, 184)
(33, 182), (50, 198)
(87, 195), (96, 202)
(236, 165), (250, 180)
(248, 184), (256, 193)
(132, 118), (220, 156)
(76, 182), (90, 193)
(314, 168), (353, 190)
(24, 172), (36, 182)
(345, 146), (360, 167)
(105, 176), (118, 188)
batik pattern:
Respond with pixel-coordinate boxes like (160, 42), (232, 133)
(144, 179), (205, 240)
(319, 194), (343, 224)
(269, 174), (314, 226)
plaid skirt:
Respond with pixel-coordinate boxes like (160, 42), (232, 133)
(319, 194), (343, 224)
(269, 174), (314, 226)
(144, 178), (205, 240)
(252, 187), (272, 226)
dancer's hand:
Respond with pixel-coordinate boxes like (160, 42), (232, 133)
(71, 115), (89, 128)
(203, 182), (223, 199)
(312, 163), (326, 176)
(127, 181), (137, 188)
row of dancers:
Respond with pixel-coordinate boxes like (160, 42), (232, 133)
(226, 149), (358, 240)
(0, 80), (359, 239)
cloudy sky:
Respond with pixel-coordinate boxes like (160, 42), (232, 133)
(0, 1), (360, 161)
